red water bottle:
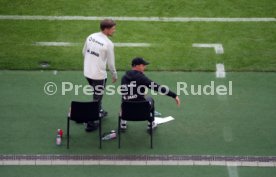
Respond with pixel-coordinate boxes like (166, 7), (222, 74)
(56, 129), (63, 146)
(57, 129), (63, 138)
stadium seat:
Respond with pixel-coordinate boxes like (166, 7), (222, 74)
(67, 101), (102, 149)
(118, 101), (154, 149)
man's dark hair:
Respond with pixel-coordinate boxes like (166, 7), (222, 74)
(100, 19), (116, 31)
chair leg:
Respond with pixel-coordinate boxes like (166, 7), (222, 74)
(150, 121), (153, 149)
(99, 119), (102, 149)
(67, 117), (70, 149)
(118, 116), (121, 148)
(151, 108), (154, 149)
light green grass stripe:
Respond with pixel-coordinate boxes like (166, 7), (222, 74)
(0, 15), (275, 22)
(33, 42), (151, 47)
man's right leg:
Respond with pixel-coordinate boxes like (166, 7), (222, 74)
(90, 78), (108, 117)
(86, 78), (106, 106)
(85, 78), (107, 132)
(86, 77), (108, 113)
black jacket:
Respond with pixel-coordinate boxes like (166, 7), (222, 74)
(121, 70), (177, 101)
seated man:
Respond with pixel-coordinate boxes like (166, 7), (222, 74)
(120, 57), (180, 130)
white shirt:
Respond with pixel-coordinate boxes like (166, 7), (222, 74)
(83, 32), (117, 80)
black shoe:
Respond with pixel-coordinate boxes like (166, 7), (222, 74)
(85, 122), (99, 132)
(99, 109), (108, 118)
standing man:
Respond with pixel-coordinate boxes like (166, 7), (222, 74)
(83, 19), (117, 131)
(120, 57), (180, 130)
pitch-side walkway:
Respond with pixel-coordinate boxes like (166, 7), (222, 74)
(1, 155), (276, 167)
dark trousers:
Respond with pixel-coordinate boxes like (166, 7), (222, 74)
(145, 96), (155, 122)
(86, 77), (107, 110)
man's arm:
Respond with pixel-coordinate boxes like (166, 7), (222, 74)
(106, 43), (117, 83)
(143, 77), (181, 106)
(175, 96), (181, 107)
(141, 76), (177, 98)
(82, 40), (87, 57)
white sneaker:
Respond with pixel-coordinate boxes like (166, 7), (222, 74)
(147, 121), (157, 130)
(120, 120), (127, 130)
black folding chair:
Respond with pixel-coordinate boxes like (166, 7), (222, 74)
(67, 101), (102, 149)
(118, 101), (154, 149)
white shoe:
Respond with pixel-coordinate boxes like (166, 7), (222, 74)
(147, 121), (157, 130)
(120, 120), (127, 130)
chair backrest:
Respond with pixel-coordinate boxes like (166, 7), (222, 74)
(121, 101), (152, 121)
(70, 101), (100, 123)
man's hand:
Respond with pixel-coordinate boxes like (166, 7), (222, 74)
(112, 77), (117, 83)
(175, 96), (181, 107)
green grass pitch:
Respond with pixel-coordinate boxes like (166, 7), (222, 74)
(0, 0), (275, 176)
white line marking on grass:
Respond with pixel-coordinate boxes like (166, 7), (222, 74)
(216, 63), (226, 78)
(0, 15), (275, 22)
(34, 42), (151, 47)
(114, 43), (151, 47)
(227, 166), (239, 177)
(34, 42), (78, 46)
(223, 127), (233, 142)
(192, 44), (226, 78)
(192, 43), (224, 54)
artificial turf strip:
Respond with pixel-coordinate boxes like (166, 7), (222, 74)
(1, 166), (276, 177)
(0, 71), (275, 155)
